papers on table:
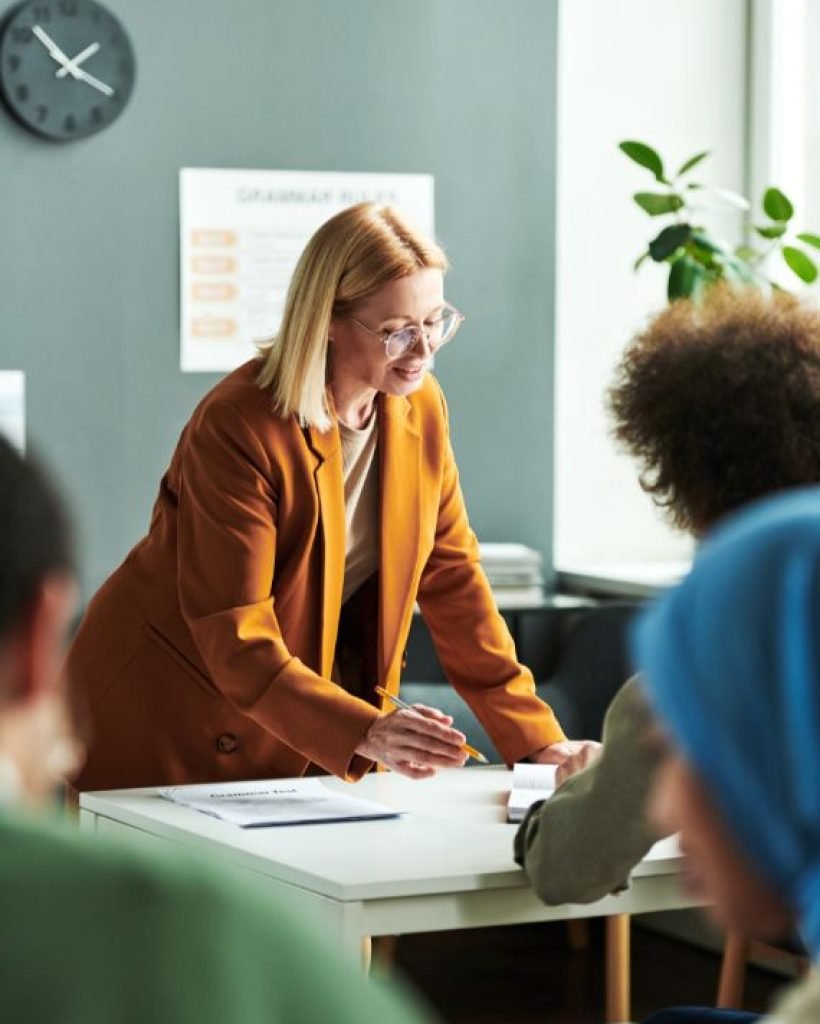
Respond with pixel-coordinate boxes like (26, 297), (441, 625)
(506, 763), (558, 823)
(160, 777), (404, 828)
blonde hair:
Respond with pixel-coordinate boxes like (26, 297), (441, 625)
(257, 202), (448, 430)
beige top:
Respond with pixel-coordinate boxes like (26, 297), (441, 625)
(339, 414), (380, 604)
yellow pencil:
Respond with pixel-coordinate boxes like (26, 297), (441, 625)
(374, 685), (489, 764)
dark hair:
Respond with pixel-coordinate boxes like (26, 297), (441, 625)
(608, 287), (820, 534)
(0, 436), (73, 639)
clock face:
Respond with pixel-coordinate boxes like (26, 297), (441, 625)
(0, 0), (135, 141)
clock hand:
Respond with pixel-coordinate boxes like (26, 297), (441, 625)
(70, 66), (115, 97)
(56, 41), (100, 79)
(31, 24), (75, 69)
(32, 24), (115, 98)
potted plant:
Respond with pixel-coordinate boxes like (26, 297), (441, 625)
(621, 139), (820, 299)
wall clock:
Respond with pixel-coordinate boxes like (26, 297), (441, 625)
(0, 0), (135, 141)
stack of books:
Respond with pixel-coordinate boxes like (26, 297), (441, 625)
(479, 542), (546, 607)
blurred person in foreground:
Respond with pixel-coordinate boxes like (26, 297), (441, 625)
(0, 434), (430, 1024)
(636, 489), (820, 1024)
(516, 287), (820, 904)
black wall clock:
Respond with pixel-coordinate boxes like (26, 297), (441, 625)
(0, 0), (135, 141)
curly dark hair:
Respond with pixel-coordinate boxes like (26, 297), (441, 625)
(608, 286), (820, 534)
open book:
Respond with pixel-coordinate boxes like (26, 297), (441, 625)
(160, 778), (404, 828)
(506, 762), (558, 823)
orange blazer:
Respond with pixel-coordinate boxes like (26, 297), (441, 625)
(68, 360), (565, 790)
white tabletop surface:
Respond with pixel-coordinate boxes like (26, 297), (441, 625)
(81, 766), (680, 903)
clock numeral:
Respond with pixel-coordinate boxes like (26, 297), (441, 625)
(32, 5), (51, 21)
(7, 55), (21, 72)
(35, 104), (47, 123)
(63, 113), (77, 133)
(58, 0), (79, 16)
(11, 27), (33, 44)
(90, 9), (101, 23)
(15, 84), (29, 102)
(90, 105), (103, 124)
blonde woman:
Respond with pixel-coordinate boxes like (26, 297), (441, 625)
(69, 203), (593, 791)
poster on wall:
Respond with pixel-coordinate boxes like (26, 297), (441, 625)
(179, 168), (435, 373)
(0, 371), (25, 452)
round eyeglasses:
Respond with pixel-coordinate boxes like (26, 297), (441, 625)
(351, 303), (465, 360)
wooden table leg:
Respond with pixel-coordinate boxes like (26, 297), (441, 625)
(717, 929), (750, 1007)
(605, 913), (630, 1023)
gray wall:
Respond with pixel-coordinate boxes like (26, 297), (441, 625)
(0, 0), (558, 597)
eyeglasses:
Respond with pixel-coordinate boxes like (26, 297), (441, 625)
(351, 303), (465, 360)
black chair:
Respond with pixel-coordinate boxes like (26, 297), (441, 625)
(537, 601), (642, 740)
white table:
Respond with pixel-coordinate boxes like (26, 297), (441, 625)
(80, 767), (694, 1021)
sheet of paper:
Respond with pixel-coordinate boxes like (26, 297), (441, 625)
(0, 371), (25, 452)
(179, 167), (435, 372)
(160, 777), (404, 828)
(507, 763), (558, 823)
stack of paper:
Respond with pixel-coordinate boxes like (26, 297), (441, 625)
(160, 778), (404, 828)
(479, 542), (545, 605)
(506, 762), (558, 823)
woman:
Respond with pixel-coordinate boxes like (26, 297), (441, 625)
(0, 437), (429, 1024)
(634, 489), (820, 1023)
(69, 202), (589, 790)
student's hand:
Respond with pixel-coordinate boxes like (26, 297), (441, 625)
(553, 744), (602, 787)
(528, 739), (602, 786)
(356, 705), (469, 779)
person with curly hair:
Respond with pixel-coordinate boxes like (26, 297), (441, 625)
(515, 287), (820, 917)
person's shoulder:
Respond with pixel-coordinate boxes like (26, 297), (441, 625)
(2, 812), (427, 1023)
(195, 358), (288, 431)
(1, 808), (237, 912)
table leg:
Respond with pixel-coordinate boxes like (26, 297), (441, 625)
(605, 913), (630, 1023)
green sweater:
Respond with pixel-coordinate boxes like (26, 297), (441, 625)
(0, 807), (432, 1024)
(514, 675), (662, 904)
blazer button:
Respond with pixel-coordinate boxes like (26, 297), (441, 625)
(216, 733), (238, 754)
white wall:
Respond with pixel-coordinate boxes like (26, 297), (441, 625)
(554, 0), (748, 570)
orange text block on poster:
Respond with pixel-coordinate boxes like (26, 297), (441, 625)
(191, 254), (237, 274)
(192, 282), (237, 302)
(191, 317), (237, 338)
(190, 229), (237, 247)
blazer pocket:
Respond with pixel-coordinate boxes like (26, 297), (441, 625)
(142, 623), (221, 701)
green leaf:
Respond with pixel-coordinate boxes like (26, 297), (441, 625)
(676, 150), (710, 177)
(619, 140), (665, 181)
(667, 255), (706, 300)
(797, 233), (820, 250)
(754, 224), (787, 240)
(633, 251), (650, 272)
(691, 231), (724, 254)
(735, 245), (760, 263)
(783, 245), (818, 282)
(763, 187), (794, 222)
(633, 192), (684, 216)
(649, 224), (692, 262)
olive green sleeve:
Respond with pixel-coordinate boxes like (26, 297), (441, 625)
(513, 675), (663, 905)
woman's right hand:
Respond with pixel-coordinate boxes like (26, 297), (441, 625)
(356, 704), (468, 779)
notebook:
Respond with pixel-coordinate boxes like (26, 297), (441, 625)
(160, 777), (404, 828)
(506, 763), (558, 823)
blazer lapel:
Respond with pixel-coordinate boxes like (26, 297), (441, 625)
(379, 394), (422, 684)
(305, 423), (345, 678)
